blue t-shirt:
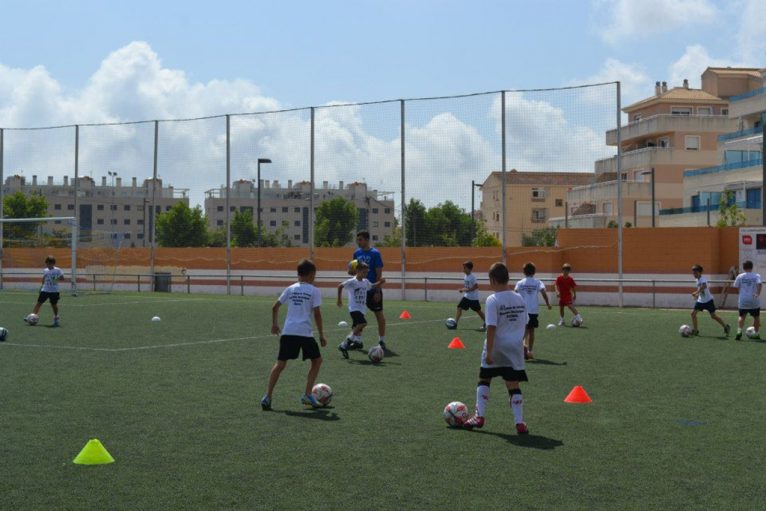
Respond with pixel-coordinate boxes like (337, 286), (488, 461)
(353, 247), (383, 284)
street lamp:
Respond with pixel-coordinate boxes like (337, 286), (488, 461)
(471, 180), (483, 243)
(256, 158), (272, 244)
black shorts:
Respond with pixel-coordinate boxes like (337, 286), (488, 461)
(738, 308), (761, 318)
(37, 291), (60, 305)
(350, 310), (367, 327)
(526, 314), (539, 329)
(479, 366), (528, 382)
(693, 300), (716, 313)
(366, 288), (383, 312)
(458, 297), (482, 311)
(277, 335), (321, 361)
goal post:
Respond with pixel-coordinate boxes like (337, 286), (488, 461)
(0, 216), (78, 295)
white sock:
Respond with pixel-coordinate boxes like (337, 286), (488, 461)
(476, 384), (490, 417)
(510, 390), (524, 424)
(352, 335), (362, 343)
(379, 336), (385, 343)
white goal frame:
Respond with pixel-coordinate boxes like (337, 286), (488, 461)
(0, 216), (79, 295)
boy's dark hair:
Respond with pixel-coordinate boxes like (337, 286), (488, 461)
(356, 261), (369, 269)
(562, 263), (572, 271)
(45, 255), (56, 265)
(297, 259), (316, 276)
(356, 231), (370, 240)
(463, 261), (473, 270)
(523, 262), (536, 276)
(488, 262), (509, 285)
(743, 260), (753, 270)
(692, 264), (703, 273)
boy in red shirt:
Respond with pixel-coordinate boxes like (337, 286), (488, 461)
(554, 263), (582, 326)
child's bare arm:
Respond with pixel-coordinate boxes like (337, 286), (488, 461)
(271, 301), (282, 335)
(337, 284), (343, 307)
(373, 277), (386, 288)
(313, 307), (326, 347)
(485, 326), (496, 366)
(541, 289), (552, 309)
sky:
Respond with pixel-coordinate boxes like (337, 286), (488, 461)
(0, 0), (764, 210)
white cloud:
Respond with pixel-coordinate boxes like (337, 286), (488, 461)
(668, 44), (740, 88)
(738, 0), (766, 64)
(577, 58), (652, 105)
(597, 0), (718, 44)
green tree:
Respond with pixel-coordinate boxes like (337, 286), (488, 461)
(2, 191), (49, 243)
(156, 203), (208, 247)
(716, 191), (746, 227)
(231, 209), (258, 247)
(404, 199), (427, 247)
(473, 221), (501, 247)
(315, 197), (358, 247)
(522, 226), (558, 247)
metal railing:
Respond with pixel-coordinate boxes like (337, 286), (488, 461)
(730, 86), (766, 102)
(683, 157), (763, 177)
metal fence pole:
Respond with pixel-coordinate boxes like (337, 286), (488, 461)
(225, 115), (231, 295)
(400, 99), (406, 301)
(0, 128), (4, 290)
(616, 81), (624, 307)
(72, 125), (79, 295)
(150, 120), (159, 290)
(501, 91), (507, 261)
(309, 107), (315, 260)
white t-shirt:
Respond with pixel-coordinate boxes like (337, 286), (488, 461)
(463, 273), (479, 300)
(514, 277), (545, 314)
(733, 271), (762, 309)
(695, 276), (713, 304)
(41, 267), (64, 293)
(278, 282), (322, 337)
(481, 290), (528, 370)
(341, 277), (372, 313)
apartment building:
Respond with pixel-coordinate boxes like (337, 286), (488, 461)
(204, 179), (395, 246)
(560, 73), (740, 228)
(481, 170), (593, 246)
(2, 174), (189, 246)
(661, 67), (765, 226)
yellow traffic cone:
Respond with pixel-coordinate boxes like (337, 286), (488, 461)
(73, 439), (115, 465)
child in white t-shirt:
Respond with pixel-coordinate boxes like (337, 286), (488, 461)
(514, 262), (551, 359)
(733, 260), (762, 340)
(463, 262), (530, 435)
(449, 261), (486, 331)
(690, 264), (730, 337)
(261, 259), (327, 411)
(337, 261), (385, 358)
(27, 255), (65, 327)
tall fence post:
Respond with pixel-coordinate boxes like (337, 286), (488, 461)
(225, 114), (231, 295)
(72, 125), (79, 295)
(0, 128), (4, 290)
(150, 120), (159, 291)
(400, 99), (406, 301)
(501, 91), (507, 262)
(309, 107), (315, 260)
(616, 81), (624, 307)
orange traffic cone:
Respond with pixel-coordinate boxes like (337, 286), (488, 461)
(564, 385), (592, 403)
(448, 337), (465, 349)
(399, 311), (411, 319)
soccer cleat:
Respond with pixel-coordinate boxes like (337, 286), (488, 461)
(735, 332), (742, 340)
(479, 323), (486, 332)
(53, 317), (60, 327)
(260, 395), (272, 411)
(348, 340), (364, 351)
(691, 329), (699, 336)
(724, 324), (731, 336)
(525, 349), (534, 360)
(378, 340), (387, 351)
(301, 394), (322, 408)
(337, 342), (349, 359)
(558, 319), (565, 326)
(462, 415), (485, 429)
(515, 422), (529, 435)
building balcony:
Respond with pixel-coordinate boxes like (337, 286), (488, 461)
(595, 147), (718, 174)
(683, 157), (763, 178)
(729, 86), (766, 118)
(718, 126), (762, 142)
(567, 180), (652, 203)
(606, 114), (736, 145)
(548, 213), (608, 229)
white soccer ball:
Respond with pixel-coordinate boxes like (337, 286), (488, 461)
(746, 326), (758, 339)
(0, 327), (8, 341)
(338, 320), (349, 328)
(311, 383), (333, 406)
(571, 317), (583, 327)
(347, 259), (358, 275)
(151, 316), (161, 322)
(546, 323), (557, 330)
(443, 401), (469, 427)
(679, 324), (692, 337)
(368, 345), (385, 364)
(445, 318), (457, 330)
(25, 313), (39, 326)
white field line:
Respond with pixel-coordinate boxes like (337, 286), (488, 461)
(0, 318), (450, 353)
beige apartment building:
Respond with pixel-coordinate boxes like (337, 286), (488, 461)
(559, 72), (741, 228)
(204, 179), (395, 246)
(661, 67), (765, 226)
(2, 174), (189, 246)
(481, 170), (593, 246)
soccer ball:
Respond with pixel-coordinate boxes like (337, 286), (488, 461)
(445, 318), (457, 330)
(368, 345), (385, 363)
(25, 313), (39, 326)
(347, 259), (358, 275)
(443, 401), (469, 427)
(746, 326), (758, 339)
(0, 327), (8, 341)
(679, 324), (692, 337)
(311, 383), (333, 406)
(338, 320), (349, 328)
(571, 317), (582, 327)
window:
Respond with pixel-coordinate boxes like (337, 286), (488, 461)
(282, 207), (288, 213)
(270, 207), (276, 213)
(67, 204), (74, 210)
(294, 220), (300, 226)
(603, 202), (613, 215)
(217, 206), (223, 212)
(531, 187), (546, 200)
(54, 204), (61, 210)
(372, 208), (379, 214)
(384, 221), (391, 227)
(555, 199), (563, 207)
(137, 233), (144, 239)
(96, 219), (104, 225)
(155, 206), (161, 213)
(633, 114), (642, 122)
(721, 108), (729, 116)
(97, 204), (104, 211)
(229, 206), (235, 212)
(531, 208), (547, 223)
(124, 219), (130, 225)
(671, 106), (692, 116)
(294, 234), (301, 240)
(384, 208), (391, 214)
(137, 219), (144, 225)
(685, 135), (700, 151)
(110, 204), (117, 211)
(270, 220), (277, 226)
(658, 136), (670, 148)
(54, 220), (61, 225)
(166, 206), (172, 211)
(124, 205), (131, 211)
(110, 219), (118, 225)
(124, 233), (131, 239)
(372, 235), (379, 241)
(294, 207), (300, 213)
(372, 221), (379, 228)
(697, 107), (712, 116)
(217, 220), (223, 226)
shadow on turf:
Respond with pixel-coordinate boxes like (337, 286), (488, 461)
(346, 359), (402, 366)
(282, 408), (340, 421)
(473, 429), (564, 450)
(527, 358), (567, 366)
